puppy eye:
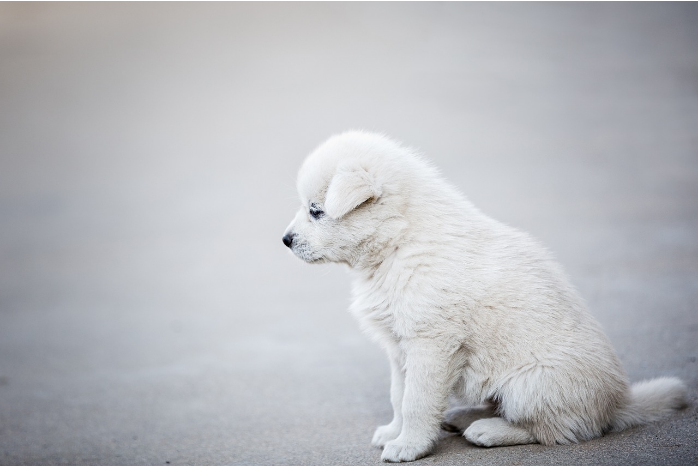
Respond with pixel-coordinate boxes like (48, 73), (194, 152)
(309, 204), (325, 220)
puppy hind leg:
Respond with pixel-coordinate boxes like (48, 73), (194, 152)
(464, 418), (537, 447)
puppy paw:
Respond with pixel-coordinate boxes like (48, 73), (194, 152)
(464, 420), (498, 447)
(372, 422), (401, 447)
(464, 418), (535, 447)
(381, 439), (432, 463)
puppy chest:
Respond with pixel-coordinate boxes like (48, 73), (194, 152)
(350, 266), (458, 339)
(350, 289), (436, 341)
(349, 294), (396, 337)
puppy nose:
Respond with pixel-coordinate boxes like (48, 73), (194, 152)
(282, 233), (295, 248)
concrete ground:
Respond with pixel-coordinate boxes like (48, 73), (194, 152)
(1, 3), (697, 466)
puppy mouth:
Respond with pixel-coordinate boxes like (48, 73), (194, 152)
(299, 252), (326, 264)
(306, 256), (327, 264)
(290, 245), (326, 264)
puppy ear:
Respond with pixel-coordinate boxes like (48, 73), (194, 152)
(324, 162), (381, 219)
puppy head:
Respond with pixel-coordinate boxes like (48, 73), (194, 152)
(283, 132), (406, 267)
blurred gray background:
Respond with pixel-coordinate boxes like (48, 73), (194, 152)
(1, 3), (697, 466)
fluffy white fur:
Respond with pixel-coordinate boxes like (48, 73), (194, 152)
(282, 131), (687, 463)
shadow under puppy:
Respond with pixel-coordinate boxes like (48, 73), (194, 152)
(282, 131), (687, 463)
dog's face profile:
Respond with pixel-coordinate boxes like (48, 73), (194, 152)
(283, 159), (384, 266)
(283, 133), (407, 267)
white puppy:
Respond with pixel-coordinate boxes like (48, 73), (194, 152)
(282, 131), (687, 463)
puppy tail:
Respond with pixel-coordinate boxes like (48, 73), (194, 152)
(610, 377), (688, 432)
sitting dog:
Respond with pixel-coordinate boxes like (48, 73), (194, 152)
(282, 131), (687, 462)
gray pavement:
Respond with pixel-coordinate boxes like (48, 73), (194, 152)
(1, 3), (697, 466)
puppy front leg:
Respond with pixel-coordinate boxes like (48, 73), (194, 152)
(381, 340), (451, 463)
(372, 345), (405, 447)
